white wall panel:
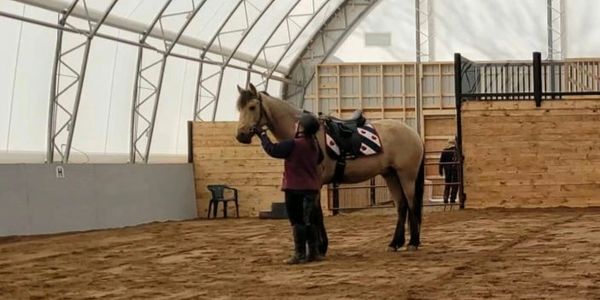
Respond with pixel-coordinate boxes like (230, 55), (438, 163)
(7, 7), (55, 153)
(0, 3), (25, 151)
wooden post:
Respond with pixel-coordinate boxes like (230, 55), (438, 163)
(332, 183), (340, 215)
(454, 53), (466, 209)
(533, 52), (543, 107)
(187, 121), (194, 163)
(369, 178), (376, 206)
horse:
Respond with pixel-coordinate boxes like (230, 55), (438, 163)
(235, 83), (425, 252)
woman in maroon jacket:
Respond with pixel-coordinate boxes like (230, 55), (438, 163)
(253, 113), (322, 264)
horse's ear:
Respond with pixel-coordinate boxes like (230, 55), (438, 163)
(248, 83), (258, 96)
(237, 85), (245, 94)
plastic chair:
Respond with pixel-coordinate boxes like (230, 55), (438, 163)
(206, 185), (239, 218)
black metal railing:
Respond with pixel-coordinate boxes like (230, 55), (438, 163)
(456, 52), (600, 107)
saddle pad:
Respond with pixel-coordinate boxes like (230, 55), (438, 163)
(325, 123), (383, 159)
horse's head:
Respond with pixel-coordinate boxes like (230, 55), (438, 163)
(235, 83), (267, 144)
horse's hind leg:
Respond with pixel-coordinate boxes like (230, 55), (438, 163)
(312, 196), (328, 256)
(397, 171), (421, 250)
(383, 174), (408, 251)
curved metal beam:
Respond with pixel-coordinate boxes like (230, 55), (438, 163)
(283, 0), (380, 108)
(0, 9), (290, 83)
(262, 0), (330, 91)
(245, 0), (301, 86)
(130, 0), (207, 163)
(210, 0), (276, 122)
(193, 0), (244, 122)
(12, 0), (285, 73)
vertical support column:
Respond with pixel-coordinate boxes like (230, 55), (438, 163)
(453, 53), (466, 209)
(415, 0), (431, 138)
(547, 0), (564, 95)
(46, 16), (65, 164)
(47, 0), (80, 164)
(129, 0), (173, 163)
(46, 0), (118, 163)
(416, 0), (431, 62)
(547, 0), (564, 60)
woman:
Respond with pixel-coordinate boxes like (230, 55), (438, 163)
(253, 113), (323, 264)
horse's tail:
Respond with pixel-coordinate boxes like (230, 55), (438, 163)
(414, 151), (425, 225)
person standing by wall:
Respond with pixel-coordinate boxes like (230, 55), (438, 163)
(439, 138), (459, 204)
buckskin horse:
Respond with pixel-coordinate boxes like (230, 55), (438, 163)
(235, 84), (425, 253)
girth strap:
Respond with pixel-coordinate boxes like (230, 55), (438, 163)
(333, 157), (346, 183)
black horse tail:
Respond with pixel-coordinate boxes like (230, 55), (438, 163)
(414, 152), (425, 225)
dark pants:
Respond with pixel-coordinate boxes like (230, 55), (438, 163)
(284, 190), (321, 260)
(285, 190), (318, 226)
(443, 169), (458, 203)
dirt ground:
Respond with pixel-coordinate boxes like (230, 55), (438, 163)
(1, 207), (600, 300)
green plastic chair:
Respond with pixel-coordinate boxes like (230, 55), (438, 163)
(206, 185), (239, 218)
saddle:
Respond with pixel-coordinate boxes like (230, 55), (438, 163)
(323, 110), (367, 159)
(328, 110), (366, 129)
(321, 110), (381, 183)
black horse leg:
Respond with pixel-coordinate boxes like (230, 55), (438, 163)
(407, 210), (420, 247)
(312, 194), (328, 256)
(389, 198), (407, 250)
(384, 174), (407, 251)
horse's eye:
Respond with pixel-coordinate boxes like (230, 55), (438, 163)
(249, 106), (256, 111)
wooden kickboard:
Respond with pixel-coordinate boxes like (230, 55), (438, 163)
(462, 98), (600, 208)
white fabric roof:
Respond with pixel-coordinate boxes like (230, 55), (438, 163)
(2, 0), (600, 162)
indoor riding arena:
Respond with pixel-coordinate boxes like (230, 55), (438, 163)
(1, 1), (600, 299)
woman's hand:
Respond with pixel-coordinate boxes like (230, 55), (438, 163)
(251, 126), (267, 135)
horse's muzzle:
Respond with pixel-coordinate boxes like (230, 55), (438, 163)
(236, 132), (253, 144)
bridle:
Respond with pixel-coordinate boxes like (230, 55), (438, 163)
(253, 92), (271, 130)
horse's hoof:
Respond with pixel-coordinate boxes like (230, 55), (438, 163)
(386, 246), (398, 252)
(406, 245), (418, 251)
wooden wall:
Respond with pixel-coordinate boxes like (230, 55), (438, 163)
(192, 122), (283, 217)
(192, 122), (329, 218)
(462, 98), (600, 208)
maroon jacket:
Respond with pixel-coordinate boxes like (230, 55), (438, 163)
(258, 133), (320, 191)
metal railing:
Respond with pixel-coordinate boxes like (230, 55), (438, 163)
(456, 52), (600, 106)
